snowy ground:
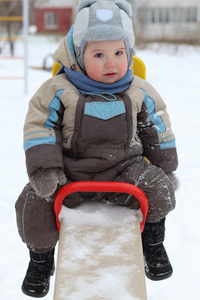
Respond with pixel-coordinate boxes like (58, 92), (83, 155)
(0, 35), (200, 299)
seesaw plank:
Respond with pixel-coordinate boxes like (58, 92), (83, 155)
(53, 202), (147, 300)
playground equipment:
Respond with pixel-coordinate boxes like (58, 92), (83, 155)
(0, 0), (29, 93)
(53, 182), (148, 300)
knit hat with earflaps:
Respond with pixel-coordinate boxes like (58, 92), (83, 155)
(73, 0), (135, 72)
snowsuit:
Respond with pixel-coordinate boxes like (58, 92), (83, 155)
(15, 32), (178, 254)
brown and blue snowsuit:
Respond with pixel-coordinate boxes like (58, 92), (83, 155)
(15, 33), (178, 254)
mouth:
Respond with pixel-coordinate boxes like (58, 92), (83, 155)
(104, 73), (117, 77)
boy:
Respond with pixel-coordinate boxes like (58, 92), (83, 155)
(15, 0), (178, 297)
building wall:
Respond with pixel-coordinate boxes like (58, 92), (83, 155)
(133, 0), (200, 43)
(36, 8), (72, 34)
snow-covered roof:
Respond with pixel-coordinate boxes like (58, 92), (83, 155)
(34, 0), (75, 9)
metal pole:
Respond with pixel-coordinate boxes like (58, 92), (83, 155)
(23, 0), (29, 94)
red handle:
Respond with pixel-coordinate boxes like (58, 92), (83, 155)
(54, 181), (148, 232)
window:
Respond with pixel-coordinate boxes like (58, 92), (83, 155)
(151, 8), (156, 23)
(160, 8), (170, 23)
(187, 7), (197, 23)
(138, 7), (198, 24)
(138, 8), (148, 24)
(44, 12), (58, 29)
(173, 8), (182, 23)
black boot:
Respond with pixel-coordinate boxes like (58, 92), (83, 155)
(22, 248), (55, 298)
(142, 218), (173, 281)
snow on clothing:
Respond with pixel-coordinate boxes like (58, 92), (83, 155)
(15, 31), (178, 254)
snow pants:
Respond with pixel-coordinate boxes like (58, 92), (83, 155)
(15, 159), (175, 254)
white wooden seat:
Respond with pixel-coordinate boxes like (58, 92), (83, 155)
(53, 182), (148, 300)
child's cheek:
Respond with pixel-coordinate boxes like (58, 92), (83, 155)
(86, 66), (101, 81)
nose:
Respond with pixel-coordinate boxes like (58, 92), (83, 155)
(105, 58), (115, 68)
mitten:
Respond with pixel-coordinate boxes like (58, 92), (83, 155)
(29, 167), (67, 198)
(166, 172), (179, 191)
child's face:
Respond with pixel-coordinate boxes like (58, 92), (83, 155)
(83, 40), (128, 84)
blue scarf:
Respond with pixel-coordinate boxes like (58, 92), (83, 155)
(63, 67), (133, 99)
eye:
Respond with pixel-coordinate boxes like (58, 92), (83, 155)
(115, 51), (124, 56)
(95, 53), (104, 58)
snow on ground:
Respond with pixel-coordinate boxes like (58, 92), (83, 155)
(0, 35), (200, 299)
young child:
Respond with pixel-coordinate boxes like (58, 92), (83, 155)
(15, 0), (178, 297)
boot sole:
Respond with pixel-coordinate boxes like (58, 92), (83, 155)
(145, 266), (173, 281)
(22, 281), (50, 298)
(21, 264), (55, 298)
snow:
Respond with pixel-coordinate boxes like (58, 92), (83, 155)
(59, 201), (139, 226)
(58, 203), (141, 300)
(0, 35), (200, 299)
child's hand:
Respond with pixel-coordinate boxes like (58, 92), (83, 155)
(29, 167), (67, 198)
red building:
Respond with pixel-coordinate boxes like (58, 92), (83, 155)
(34, 0), (75, 35)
